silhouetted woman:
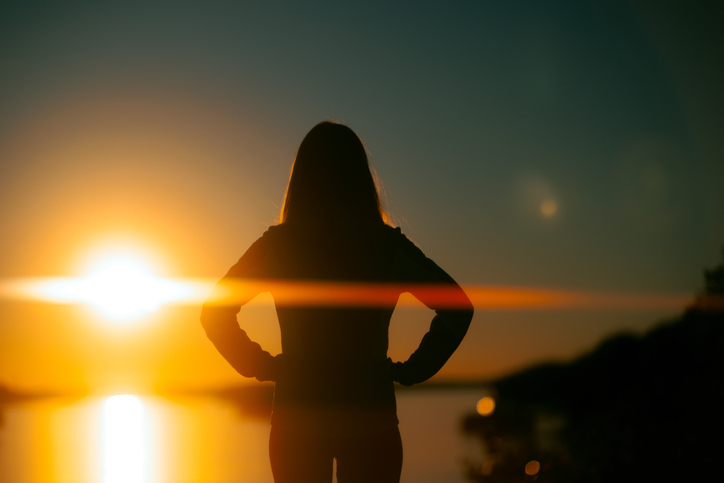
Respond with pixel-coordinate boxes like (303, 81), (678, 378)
(201, 121), (473, 483)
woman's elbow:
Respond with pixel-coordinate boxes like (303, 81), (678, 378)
(200, 304), (231, 337)
(455, 289), (474, 321)
(455, 304), (474, 332)
(454, 295), (474, 333)
(462, 298), (474, 322)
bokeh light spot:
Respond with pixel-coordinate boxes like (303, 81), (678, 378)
(540, 199), (558, 217)
(525, 460), (541, 475)
(476, 396), (496, 416)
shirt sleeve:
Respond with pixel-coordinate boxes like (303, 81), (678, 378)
(200, 230), (282, 382)
(388, 230), (474, 386)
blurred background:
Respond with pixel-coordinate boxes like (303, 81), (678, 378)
(1, 1), (722, 481)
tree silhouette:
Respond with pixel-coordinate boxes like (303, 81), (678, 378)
(462, 250), (724, 482)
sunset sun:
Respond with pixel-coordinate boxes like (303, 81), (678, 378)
(21, 252), (199, 322)
(70, 259), (181, 320)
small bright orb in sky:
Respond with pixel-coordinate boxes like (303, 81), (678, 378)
(540, 199), (558, 218)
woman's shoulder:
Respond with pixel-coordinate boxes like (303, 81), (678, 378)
(263, 221), (413, 251)
(381, 224), (418, 247)
(240, 224), (286, 253)
(379, 224), (406, 245)
(262, 223), (283, 235)
(381, 223), (402, 235)
(358, 223), (409, 247)
(261, 223), (298, 239)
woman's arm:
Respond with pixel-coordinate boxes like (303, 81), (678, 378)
(389, 233), (474, 386)
(200, 233), (281, 382)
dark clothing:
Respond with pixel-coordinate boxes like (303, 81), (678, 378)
(201, 222), (473, 438)
(269, 425), (403, 483)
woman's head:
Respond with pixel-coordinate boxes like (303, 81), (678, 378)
(280, 121), (389, 225)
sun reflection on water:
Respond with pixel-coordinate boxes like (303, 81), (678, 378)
(103, 395), (146, 483)
(2, 390), (484, 482)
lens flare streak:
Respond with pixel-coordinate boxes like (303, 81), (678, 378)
(1, 278), (708, 312)
(205, 280), (696, 311)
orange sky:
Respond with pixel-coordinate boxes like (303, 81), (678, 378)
(0, 94), (702, 396)
(0, 83), (700, 395)
(1, 2), (722, 395)
(0, 278), (690, 394)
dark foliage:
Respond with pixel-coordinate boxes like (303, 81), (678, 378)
(462, 253), (724, 482)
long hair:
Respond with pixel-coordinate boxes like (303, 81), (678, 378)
(280, 121), (390, 225)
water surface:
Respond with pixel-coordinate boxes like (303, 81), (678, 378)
(0, 389), (483, 483)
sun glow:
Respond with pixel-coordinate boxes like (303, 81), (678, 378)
(70, 259), (187, 319)
(6, 254), (197, 322)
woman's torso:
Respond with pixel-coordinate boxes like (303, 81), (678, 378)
(259, 222), (405, 436)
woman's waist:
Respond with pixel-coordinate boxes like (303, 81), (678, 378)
(280, 352), (389, 374)
(274, 357), (394, 402)
(270, 402), (399, 438)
